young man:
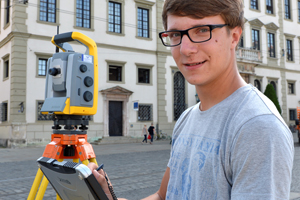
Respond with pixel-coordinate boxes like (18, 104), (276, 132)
(89, 0), (294, 199)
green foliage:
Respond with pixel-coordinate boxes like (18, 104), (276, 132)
(264, 84), (282, 114)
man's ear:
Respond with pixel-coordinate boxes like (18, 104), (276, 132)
(231, 26), (243, 50)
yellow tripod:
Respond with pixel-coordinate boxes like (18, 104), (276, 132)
(27, 131), (98, 200)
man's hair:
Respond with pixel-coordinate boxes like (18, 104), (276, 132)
(162, 0), (244, 31)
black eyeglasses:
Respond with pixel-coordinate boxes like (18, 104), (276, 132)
(159, 24), (228, 47)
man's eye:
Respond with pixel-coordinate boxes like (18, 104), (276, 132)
(169, 32), (181, 38)
(198, 28), (209, 33)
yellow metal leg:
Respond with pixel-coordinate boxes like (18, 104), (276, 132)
(56, 194), (62, 200)
(82, 159), (89, 166)
(73, 158), (79, 163)
(89, 158), (98, 165)
(27, 169), (44, 200)
(35, 176), (49, 200)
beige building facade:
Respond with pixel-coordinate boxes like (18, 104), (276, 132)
(0, 0), (299, 147)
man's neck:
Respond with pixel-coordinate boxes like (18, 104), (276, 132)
(196, 68), (247, 111)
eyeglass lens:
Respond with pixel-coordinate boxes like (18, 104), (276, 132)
(160, 26), (211, 46)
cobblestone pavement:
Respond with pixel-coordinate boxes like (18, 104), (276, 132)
(0, 140), (171, 200)
(0, 140), (300, 200)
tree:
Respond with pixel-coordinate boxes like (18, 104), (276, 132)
(264, 84), (282, 114)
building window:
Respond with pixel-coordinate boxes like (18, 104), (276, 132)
(298, 0), (300, 22)
(270, 81), (277, 93)
(288, 82), (295, 94)
(109, 65), (122, 81)
(286, 39), (293, 61)
(39, 0), (56, 23)
(5, 0), (10, 24)
(254, 79), (261, 91)
(137, 7), (149, 38)
(266, 0), (273, 14)
(108, 1), (121, 33)
(252, 29), (260, 50)
(251, 0), (259, 10)
(290, 109), (296, 120)
(174, 72), (185, 121)
(38, 58), (48, 76)
(285, 0), (291, 19)
(267, 33), (275, 58)
(76, 0), (91, 28)
(239, 36), (244, 48)
(37, 101), (52, 121)
(138, 68), (150, 84)
(138, 104), (152, 121)
(1, 102), (8, 122)
(3, 59), (9, 79)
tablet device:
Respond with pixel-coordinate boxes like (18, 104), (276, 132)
(37, 157), (109, 200)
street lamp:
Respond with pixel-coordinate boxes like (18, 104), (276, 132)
(195, 94), (200, 103)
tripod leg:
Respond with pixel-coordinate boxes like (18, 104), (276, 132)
(82, 159), (89, 166)
(27, 169), (44, 200)
(89, 158), (98, 165)
(73, 158), (79, 163)
(35, 176), (49, 199)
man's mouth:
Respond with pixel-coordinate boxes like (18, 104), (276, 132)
(185, 60), (206, 66)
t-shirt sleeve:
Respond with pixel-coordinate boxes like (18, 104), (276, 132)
(230, 115), (294, 200)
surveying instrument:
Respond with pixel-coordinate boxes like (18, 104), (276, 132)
(27, 32), (109, 200)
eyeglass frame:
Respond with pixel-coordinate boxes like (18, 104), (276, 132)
(158, 24), (228, 47)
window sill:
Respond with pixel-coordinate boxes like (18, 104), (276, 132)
(73, 26), (95, 32)
(3, 22), (10, 30)
(135, 36), (152, 41)
(136, 82), (152, 86)
(265, 12), (275, 16)
(36, 20), (60, 26)
(36, 75), (47, 78)
(3, 77), (9, 82)
(106, 31), (125, 37)
(286, 60), (295, 63)
(107, 80), (125, 84)
(249, 8), (261, 13)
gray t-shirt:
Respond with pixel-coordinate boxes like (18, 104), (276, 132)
(167, 84), (294, 200)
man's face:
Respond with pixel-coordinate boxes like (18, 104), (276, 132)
(167, 15), (240, 87)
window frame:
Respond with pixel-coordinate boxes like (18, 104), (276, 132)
(134, 0), (155, 40)
(39, 0), (56, 23)
(287, 81), (296, 95)
(250, 0), (259, 11)
(285, 0), (292, 20)
(136, 63), (153, 85)
(35, 53), (52, 78)
(254, 79), (262, 91)
(5, 0), (10, 25)
(266, 0), (274, 14)
(298, 0), (300, 22)
(289, 109), (297, 121)
(36, 101), (53, 121)
(286, 39), (293, 62)
(37, 0), (60, 25)
(252, 29), (260, 50)
(1, 101), (8, 122)
(106, 60), (126, 84)
(75, 0), (92, 29)
(108, 1), (122, 34)
(2, 55), (9, 81)
(173, 71), (186, 121)
(267, 32), (276, 58)
(137, 7), (149, 38)
(137, 104), (153, 121)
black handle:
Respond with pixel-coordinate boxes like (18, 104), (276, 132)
(53, 32), (74, 44)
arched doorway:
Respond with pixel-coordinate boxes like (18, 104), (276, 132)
(174, 72), (186, 121)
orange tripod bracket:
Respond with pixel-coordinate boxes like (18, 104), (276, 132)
(42, 133), (96, 161)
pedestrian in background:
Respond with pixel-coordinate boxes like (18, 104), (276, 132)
(148, 123), (155, 144)
(142, 124), (148, 144)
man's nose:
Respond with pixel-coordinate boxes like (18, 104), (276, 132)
(180, 35), (197, 55)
